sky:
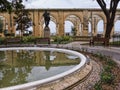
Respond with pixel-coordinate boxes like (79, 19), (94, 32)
(24, 0), (120, 9)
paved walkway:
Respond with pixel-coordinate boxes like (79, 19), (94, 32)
(63, 42), (120, 90)
(71, 60), (101, 90)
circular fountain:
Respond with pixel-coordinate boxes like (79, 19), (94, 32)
(0, 47), (87, 90)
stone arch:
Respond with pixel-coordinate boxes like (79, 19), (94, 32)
(64, 14), (81, 36)
(92, 14), (105, 36)
(64, 14), (82, 22)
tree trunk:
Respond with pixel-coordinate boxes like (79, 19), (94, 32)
(105, 19), (114, 38)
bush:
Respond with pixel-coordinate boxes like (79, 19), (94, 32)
(52, 36), (72, 44)
(106, 58), (116, 67)
(94, 81), (102, 90)
(101, 71), (114, 84)
(104, 65), (112, 72)
(22, 36), (35, 43)
(0, 37), (5, 44)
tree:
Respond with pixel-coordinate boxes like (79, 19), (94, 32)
(0, 0), (31, 37)
(14, 9), (32, 36)
(0, 0), (27, 13)
(12, 0), (32, 37)
(96, 0), (120, 38)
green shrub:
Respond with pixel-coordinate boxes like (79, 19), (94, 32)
(22, 36), (35, 43)
(106, 58), (116, 67)
(94, 81), (102, 90)
(0, 37), (5, 44)
(104, 65), (112, 72)
(101, 71), (114, 84)
(52, 35), (72, 44)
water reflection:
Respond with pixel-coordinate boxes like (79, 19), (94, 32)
(0, 50), (80, 88)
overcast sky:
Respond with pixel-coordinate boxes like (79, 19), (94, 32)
(24, 0), (120, 9)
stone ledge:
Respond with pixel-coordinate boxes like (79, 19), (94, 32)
(36, 62), (92, 90)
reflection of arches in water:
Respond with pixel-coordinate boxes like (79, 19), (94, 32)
(16, 50), (36, 66)
(64, 21), (74, 36)
(0, 51), (33, 87)
(0, 51), (5, 61)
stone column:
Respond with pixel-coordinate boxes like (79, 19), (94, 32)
(33, 11), (40, 37)
(82, 11), (89, 36)
(58, 11), (64, 36)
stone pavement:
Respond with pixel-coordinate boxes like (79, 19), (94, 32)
(63, 42), (120, 90)
(36, 62), (92, 90)
(71, 60), (101, 90)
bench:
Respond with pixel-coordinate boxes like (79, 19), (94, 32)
(89, 37), (109, 46)
(73, 36), (91, 41)
(5, 38), (22, 46)
(34, 38), (50, 46)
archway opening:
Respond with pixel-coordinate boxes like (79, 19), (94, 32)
(64, 21), (74, 36)
(49, 21), (56, 36)
(65, 15), (81, 36)
(97, 20), (104, 37)
(88, 21), (92, 36)
(114, 20), (120, 35)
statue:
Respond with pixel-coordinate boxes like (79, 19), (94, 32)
(43, 10), (50, 27)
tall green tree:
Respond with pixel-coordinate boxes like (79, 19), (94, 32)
(96, 0), (120, 38)
(13, 0), (32, 36)
(0, 0), (31, 36)
(14, 9), (32, 36)
(0, 0), (28, 13)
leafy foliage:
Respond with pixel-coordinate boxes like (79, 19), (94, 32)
(101, 71), (114, 84)
(0, 0), (28, 13)
(13, 0), (32, 36)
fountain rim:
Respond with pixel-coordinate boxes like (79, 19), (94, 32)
(0, 47), (87, 90)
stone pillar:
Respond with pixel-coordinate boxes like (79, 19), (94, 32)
(56, 23), (59, 35)
(93, 17), (97, 36)
(83, 21), (88, 36)
(82, 11), (89, 36)
(58, 11), (64, 36)
(33, 11), (40, 37)
(39, 23), (43, 37)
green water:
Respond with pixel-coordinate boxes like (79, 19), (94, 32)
(0, 50), (80, 88)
